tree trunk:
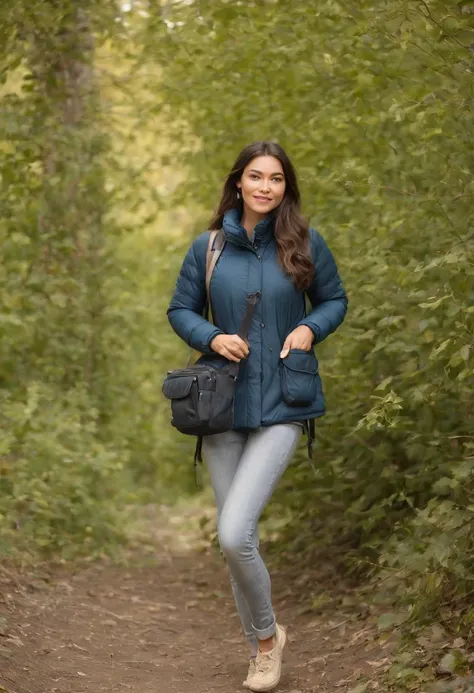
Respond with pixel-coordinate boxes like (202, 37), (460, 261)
(27, 1), (107, 393)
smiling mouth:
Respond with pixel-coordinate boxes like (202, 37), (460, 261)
(254, 195), (272, 202)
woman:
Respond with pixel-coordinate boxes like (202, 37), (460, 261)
(167, 141), (347, 692)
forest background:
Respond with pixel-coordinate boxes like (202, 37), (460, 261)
(0, 1), (473, 690)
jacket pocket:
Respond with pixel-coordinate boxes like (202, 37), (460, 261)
(280, 349), (319, 406)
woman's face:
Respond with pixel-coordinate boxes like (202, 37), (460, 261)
(237, 155), (286, 217)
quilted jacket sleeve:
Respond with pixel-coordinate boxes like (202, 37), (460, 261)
(297, 228), (348, 344)
(167, 233), (223, 354)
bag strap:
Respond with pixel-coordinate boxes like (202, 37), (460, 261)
(189, 228), (259, 363)
(194, 436), (203, 488)
(227, 291), (260, 377)
(186, 230), (225, 367)
(204, 229), (260, 337)
(304, 419), (315, 459)
(237, 291), (260, 340)
(205, 229), (226, 314)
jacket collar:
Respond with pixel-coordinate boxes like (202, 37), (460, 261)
(222, 208), (274, 249)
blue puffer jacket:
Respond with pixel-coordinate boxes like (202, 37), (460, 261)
(167, 208), (348, 430)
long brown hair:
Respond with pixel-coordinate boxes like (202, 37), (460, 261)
(209, 141), (314, 291)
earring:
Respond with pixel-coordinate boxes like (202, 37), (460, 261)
(236, 190), (241, 200)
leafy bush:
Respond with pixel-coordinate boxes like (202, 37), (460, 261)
(0, 383), (128, 558)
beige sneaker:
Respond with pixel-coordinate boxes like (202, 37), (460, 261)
(242, 658), (257, 688)
(247, 624), (287, 692)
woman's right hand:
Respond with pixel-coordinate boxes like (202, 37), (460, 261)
(210, 334), (249, 363)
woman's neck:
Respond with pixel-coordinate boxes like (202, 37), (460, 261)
(241, 206), (267, 238)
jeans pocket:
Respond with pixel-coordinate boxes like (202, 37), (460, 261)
(281, 349), (319, 406)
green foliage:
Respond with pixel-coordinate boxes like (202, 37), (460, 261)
(0, 1), (133, 558)
(99, 227), (206, 494)
(0, 383), (127, 557)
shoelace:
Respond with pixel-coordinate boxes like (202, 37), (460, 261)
(255, 650), (277, 673)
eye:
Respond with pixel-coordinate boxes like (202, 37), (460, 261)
(250, 173), (259, 180)
(272, 177), (283, 183)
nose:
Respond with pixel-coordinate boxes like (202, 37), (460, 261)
(259, 181), (270, 193)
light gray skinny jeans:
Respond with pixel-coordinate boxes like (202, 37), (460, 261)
(202, 423), (302, 654)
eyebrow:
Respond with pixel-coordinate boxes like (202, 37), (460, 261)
(249, 169), (284, 176)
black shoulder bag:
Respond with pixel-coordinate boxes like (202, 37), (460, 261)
(162, 230), (260, 478)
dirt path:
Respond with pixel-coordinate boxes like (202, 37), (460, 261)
(0, 503), (392, 693)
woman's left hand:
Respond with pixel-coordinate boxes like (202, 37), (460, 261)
(280, 326), (314, 358)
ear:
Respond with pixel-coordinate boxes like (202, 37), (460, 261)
(236, 181), (242, 189)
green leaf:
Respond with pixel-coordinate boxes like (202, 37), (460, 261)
(438, 652), (457, 675)
(377, 612), (401, 631)
(419, 296), (450, 310)
(348, 684), (368, 693)
(430, 339), (451, 360)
